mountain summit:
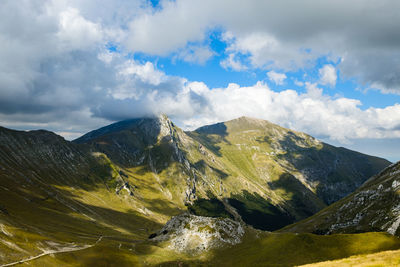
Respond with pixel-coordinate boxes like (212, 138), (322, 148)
(73, 114), (180, 167)
(74, 114), (173, 145)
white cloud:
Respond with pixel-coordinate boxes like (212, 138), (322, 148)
(178, 82), (400, 143)
(304, 82), (323, 98)
(174, 45), (214, 64)
(319, 64), (337, 87)
(267, 71), (287, 85)
(57, 7), (103, 50)
(220, 54), (247, 71)
(224, 32), (315, 70)
(294, 79), (304, 87)
(119, 0), (400, 93)
(124, 0), (215, 55)
(118, 61), (165, 86)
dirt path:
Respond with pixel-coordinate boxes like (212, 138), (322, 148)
(0, 236), (103, 267)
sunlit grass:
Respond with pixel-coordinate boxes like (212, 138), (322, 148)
(300, 248), (400, 267)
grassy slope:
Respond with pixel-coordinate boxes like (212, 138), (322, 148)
(0, 127), (184, 265)
(7, 231), (400, 266)
(187, 116), (389, 229)
(187, 118), (325, 227)
(300, 249), (400, 267)
(209, 232), (400, 267)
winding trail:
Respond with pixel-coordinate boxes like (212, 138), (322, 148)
(0, 236), (103, 267)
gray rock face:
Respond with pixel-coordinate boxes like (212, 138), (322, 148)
(73, 114), (181, 167)
(150, 213), (244, 254)
(283, 161), (400, 236)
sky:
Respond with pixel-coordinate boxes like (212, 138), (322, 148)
(0, 0), (400, 161)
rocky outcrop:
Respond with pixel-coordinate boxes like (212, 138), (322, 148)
(116, 182), (135, 196)
(149, 213), (244, 254)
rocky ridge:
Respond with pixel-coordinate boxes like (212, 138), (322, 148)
(282, 161), (400, 236)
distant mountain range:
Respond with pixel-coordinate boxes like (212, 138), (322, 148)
(0, 115), (395, 266)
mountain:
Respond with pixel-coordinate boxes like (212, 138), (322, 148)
(0, 115), (394, 266)
(282, 160), (400, 236)
(73, 115), (390, 231)
(187, 116), (389, 225)
(0, 125), (165, 264)
(191, 116), (389, 204)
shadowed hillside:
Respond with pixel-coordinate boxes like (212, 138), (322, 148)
(282, 161), (400, 236)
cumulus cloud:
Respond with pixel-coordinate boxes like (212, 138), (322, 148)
(0, 0), (148, 135)
(122, 0), (400, 93)
(1, 0), (400, 148)
(125, 0), (216, 56)
(294, 80), (304, 87)
(319, 65), (337, 87)
(174, 45), (214, 65)
(223, 32), (315, 71)
(177, 82), (400, 143)
(267, 71), (287, 85)
(57, 7), (103, 50)
(220, 54), (247, 71)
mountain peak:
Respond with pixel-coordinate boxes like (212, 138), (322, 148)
(71, 114), (179, 167)
(73, 114), (173, 144)
(194, 116), (277, 135)
(0, 126), (66, 144)
(235, 115), (263, 121)
(227, 116), (274, 125)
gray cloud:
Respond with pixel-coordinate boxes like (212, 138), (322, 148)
(125, 0), (400, 93)
(0, 0), (400, 151)
(0, 0), (204, 133)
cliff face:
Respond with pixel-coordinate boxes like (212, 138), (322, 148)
(282, 161), (400, 236)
